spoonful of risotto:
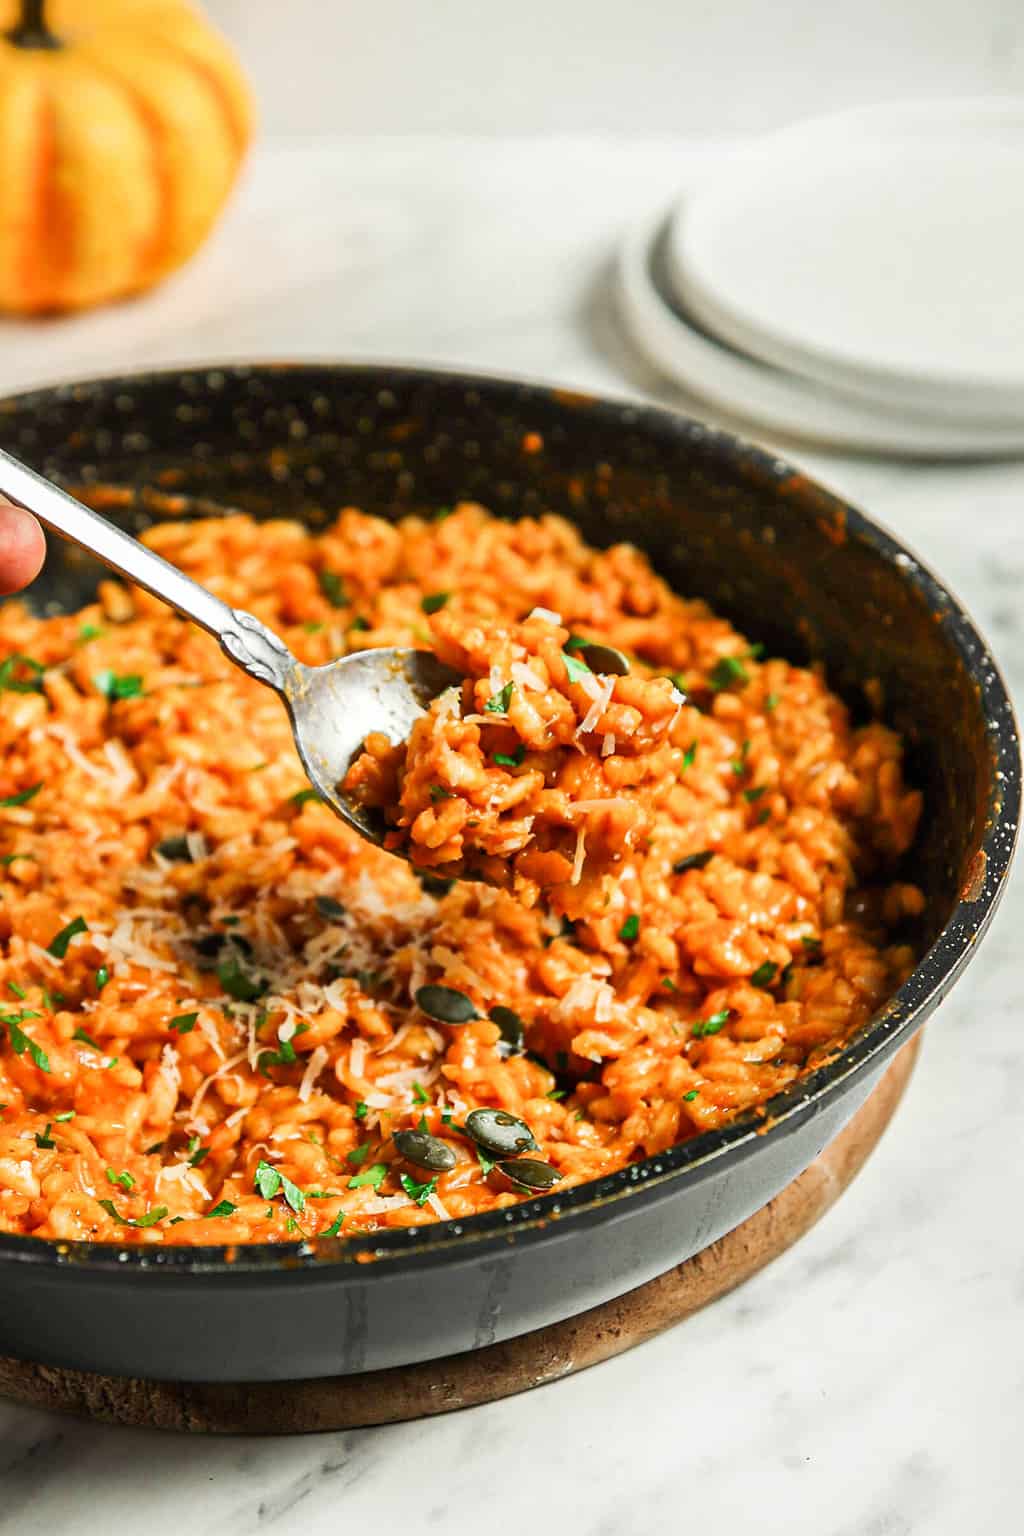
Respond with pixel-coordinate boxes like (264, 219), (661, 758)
(0, 448), (462, 849)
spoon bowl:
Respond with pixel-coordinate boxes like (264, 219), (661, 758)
(0, 446), (462, 850)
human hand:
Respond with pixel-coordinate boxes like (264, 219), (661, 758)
(0, 497), (45, 595)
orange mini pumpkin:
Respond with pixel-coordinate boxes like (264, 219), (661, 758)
(0, 0), (253, 313)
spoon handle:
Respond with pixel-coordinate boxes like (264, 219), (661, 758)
(0, 448), (296, 693)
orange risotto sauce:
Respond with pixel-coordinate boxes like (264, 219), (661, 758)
(0, 503), (922, 1245)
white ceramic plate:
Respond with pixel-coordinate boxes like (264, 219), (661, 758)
(667, 99), (1024, 425)
(616, 207), (1024, 455)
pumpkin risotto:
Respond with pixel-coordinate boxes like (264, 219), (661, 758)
(0, 503), (923, 1245)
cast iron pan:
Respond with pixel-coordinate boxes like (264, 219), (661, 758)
(0, 364), (1017, 1382)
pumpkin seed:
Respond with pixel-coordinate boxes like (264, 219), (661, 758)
(576, 642), (630, 676)
(414, 984), (479, 1024)
(393, 1129), (457, 1172)
(498, 1157), (562, 1191)
(488, 1004), (525, 1056)
(464, 1108), (536, 1158)
(155, 835), (192, 862)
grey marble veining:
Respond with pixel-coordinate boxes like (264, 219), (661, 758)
(0, 138), (1021, 1534)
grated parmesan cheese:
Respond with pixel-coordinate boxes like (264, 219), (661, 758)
(510, 661), (546, 692)
(527, 606), (562, 624)
(298, 1045), (329, 1102)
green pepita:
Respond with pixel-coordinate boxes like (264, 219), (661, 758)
(498, 1157), (562, 1191)
(414, 984), (480, 1024)
(488, 1004), (525, 1056)
(576, 642), (630, 676)
(393, 1129), (457, 1172)
(464, 1108), (537, 1158)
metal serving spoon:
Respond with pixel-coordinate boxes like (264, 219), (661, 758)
(0, 448), (461, 848)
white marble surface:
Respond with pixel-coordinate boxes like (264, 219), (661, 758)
(1, 138), (1022, 1534)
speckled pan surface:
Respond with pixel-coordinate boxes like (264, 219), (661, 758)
(0, 364), (1016, 1381)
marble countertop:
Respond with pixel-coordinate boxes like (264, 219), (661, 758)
(1, 138), (1021, 1535)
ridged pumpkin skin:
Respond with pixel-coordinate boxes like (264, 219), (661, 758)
(0, 0), (253, 313)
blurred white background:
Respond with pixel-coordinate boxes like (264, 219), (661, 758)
(208, 0), (1022, 138)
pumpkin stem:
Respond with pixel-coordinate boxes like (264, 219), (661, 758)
(6, 0), (60, 49)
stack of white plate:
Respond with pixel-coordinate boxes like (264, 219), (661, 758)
(617, 99), (1024, 455)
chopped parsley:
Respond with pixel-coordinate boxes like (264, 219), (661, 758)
(0, 853), (35, 867)
(254, 1158), (306, 1214)
(189, 1145), (211, 1168)
(0, 654), (44, 693)
(47, 914), (88, 959)
(354, 1101), (368, 1120)
(35, 1123), (55, 1149)
(207, 1200), (237, 1218)
(314, 894), (347, 921)
(683, 1089), (699, 1102)
(303, 620), (324, 633)
(731, 740), (750, 774)
(73, 1026), (103, 1051)
(412, 1081), (429, 1105)
(709, 655), (749, 691)
(744, 786), (767, 803)
(681, 740), (698, 771)
(95, 966), (110, 993)
(801, 935), (823, 955)
(0, 782), (43, 808)
(290, 788), (324, 808)
(93, 669), (144, 700)
(673, 849), (713, 874)
(400, 1171), (438, 1206)
(691, 1008), (732, 1039)
(320, 1211), (345, 1237)
(99, 1199), (168, 1228)
(347, 1162), (388, 1191)
(105, 1167), (135, 1192)
(475, 1147), (498, 1177)
(619, 914), (640, 942)
(217, 954), (265, 1002)
(421, 591), (450, 614)
(493, 745), (526, 768)
(346, 1142), (370, 1166)
(54, 1110), (75, 1123)
(429, 784), (454, 802)
(169, 1011), (198, 1034)
(562, 650), (592, 684)
(661, 976), (679, 992)
(751, 962), (778, 987)
(6, 981), (25, 1000)
(348, 615), (371, 633)
(485, 680), (515, 714)
(318, 569), (348, 607)
(78, 624), (104, 642)
(765, 692), (780, 712)
(3, 1012), (50, 1072)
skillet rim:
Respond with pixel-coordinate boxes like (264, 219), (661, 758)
(0, 360), (1017, 1279)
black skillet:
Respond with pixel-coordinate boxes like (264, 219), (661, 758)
(0, 364), (1016, 1382)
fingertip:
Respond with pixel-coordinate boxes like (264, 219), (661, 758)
(0, 502), (46, 596)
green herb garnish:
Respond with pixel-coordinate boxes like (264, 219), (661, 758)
(765, 692), (780, 712)
(318, 569), (348, 607)
(683, 1089), (699, 1102)
(751, 962), (777, 988)
(744, 786), (767, 803)
(429, 785), (454, 802)
(169, 1012), (198, 1034)
(0, 654), (44, 693)
(95, 966), (110, 993)
(217, 955), (264, 1002)
(674, 849), (713, 874)
(619, 914), (640, 942)
(412, 1081), (429, 1105)
(354, 1101), (368, 1120)
(709, 655), (749, 691)
(4, 1012), (50, 1072)
(321, 1211), (345, 1237)
(681, 741), (698, 771)
(399, 1171), (438, 1206)
(55, 1110), (75, 1123)
(47, 914), (88, 959)
(6, 981), (25, 1000)
(35, 1123), (55, 1149)
(347, 1162), (388, 1191)
(72, 1026), (102, 1052)
(93, 669), (143, 700)
(485, 681), (515, 714)
(99, 1199), (168, 1229)
(254, 1158), (306, 1214)
(207, 1200), (237, 1218)
(189, 1145), (211, 1167)
(562, 651), (592, 684)
(105, 1167), (135, 1191)
(290, 788), (324, 808)
(346, 1142), (370, 1166)
(421, 591), (450, 614)
(691, 1008), (732, 1039)
(493, 744), (526, 768)
(0, 782), (42, 809)
(78, 624), (104, 642)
